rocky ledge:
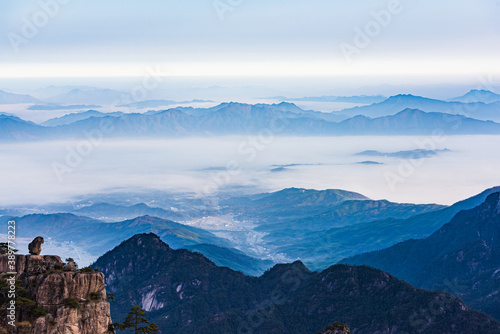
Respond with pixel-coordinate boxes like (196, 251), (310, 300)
(0, 238), (114, 334)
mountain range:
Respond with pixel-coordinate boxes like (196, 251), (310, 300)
(0, 87), (131, 105)
(6, 186), (499, 275)
(2, 103), (500, 140)
(0, 89), (41, 104)
(270, 94), (387, 104)
(0, 213), (228, 259)
(28, 104), (101, 111)
(41, 110), (124, 126)
(72, 202), (184, 221)
(44, 87), (131, 105)
(92, 233), (500, 334)
(3, 87), (500, 120)
(0, 213), (272, 276)
(342, 191), (500, 321)
(0, 114), (49, 140)
(119, 99), (214, 109)
(220, 187), (500, 270)
(338, 93), (500, 122)
(28, 85), (115, 100)
(4, 185), (500, 330)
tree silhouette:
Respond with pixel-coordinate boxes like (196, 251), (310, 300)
(65, 257), (78, 269)
(0, 242), (17, 254)
(113, 306), (159, 333)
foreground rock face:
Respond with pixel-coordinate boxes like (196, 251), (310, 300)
(0, 254), (62, 279)
(0, 254), (113, 334)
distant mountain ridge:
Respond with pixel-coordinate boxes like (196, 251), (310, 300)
(183, 243), (274, 276)
(3, 186), (499, 274)
(41, 110), (124, 126)
(119, 99), (214, 108)
(0, 213), (230, 259)
(45, 88), (131, 105)
(0, 213), (272, 276)
(269, 94), (387, 104)
(28, 104), (101, 111)
(0, 89), (41, 104)
(3, 103), (500, 140)
(338, 94), (500, 121)
(236, 186), (500, 270)
(450, 89), (500, 103)
(72, 202), (183, 221)
(0, 114), (49, 140)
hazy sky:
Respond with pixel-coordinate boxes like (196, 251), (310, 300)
(1, 0), (499, 80)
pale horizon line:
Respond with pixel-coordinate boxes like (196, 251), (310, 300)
(1, 60), (499, 79)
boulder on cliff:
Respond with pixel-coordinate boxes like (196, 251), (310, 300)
(28, 236), (44, 255)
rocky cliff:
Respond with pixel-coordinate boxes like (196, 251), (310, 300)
(0, 249), (113, 333)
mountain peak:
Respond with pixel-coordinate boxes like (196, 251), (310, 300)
(262, 260), (310, 277)
(98, 232), (172, 261)
(470, 89), (492, 93)
(392, 108), (427, 116)
(382, 94), (440, 104)
(388, 94), (422, 100)
(450, 89), (500, 103)
(392, 93), (417, 98)
(275, 101), (301, 109)
(261, 187), (369, 204)
(127, 232), (167, 247)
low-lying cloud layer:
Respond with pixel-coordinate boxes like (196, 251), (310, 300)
(0, 135), (499, 206)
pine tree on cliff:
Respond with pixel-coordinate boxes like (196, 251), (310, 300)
(113, 306), (159, 333)
(0, 242), (17, 254)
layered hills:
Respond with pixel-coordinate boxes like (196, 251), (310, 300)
(92, 233), (500, 334)
(343, 192), (500, 320)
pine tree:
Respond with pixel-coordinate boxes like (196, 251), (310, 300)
(0, 242), (17, 254)
(65, 258), (78, 269)
(114, 306), (159, 333)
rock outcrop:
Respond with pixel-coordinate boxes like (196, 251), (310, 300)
(0, 238), (114, 334)
(28, 236), (44, 255)
(319, 322), (351, 334)
(0, 254), (61, 279)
